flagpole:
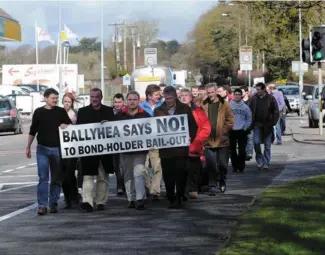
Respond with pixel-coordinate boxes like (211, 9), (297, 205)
(35, 21), (40, 91)
(58, 4), (63, 106)
(100, 2), (104, 99)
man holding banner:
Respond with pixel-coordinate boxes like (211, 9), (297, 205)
(77, 88), (115, 212)
(154, 86), (198, 209)
(117, 91), (151, 209)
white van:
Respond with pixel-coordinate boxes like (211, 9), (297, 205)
(0, 85), (29, 96)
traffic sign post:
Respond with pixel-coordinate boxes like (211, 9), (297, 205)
(144, 48), (157, 67)
(240, 46), (253, 71)
(240, 46), (253, 86)
(123, 73), (131, 93)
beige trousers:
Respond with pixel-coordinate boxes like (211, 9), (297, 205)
(144, 149), (162, 195)
(82, 161), (109, 207)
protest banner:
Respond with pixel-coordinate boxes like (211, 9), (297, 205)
(59, 114), (190, 158)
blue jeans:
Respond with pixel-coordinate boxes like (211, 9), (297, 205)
(36, 144), (62, 208)
(246, 132), (254, 155)
(253, 126), (272, 166)
(274, 113), (282, 144)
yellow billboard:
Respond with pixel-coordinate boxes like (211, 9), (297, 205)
(4, 19), (21, 41)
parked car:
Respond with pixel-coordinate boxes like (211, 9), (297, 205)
(0, 85), (29, 96)
(17, 84), (49, 93)
(0, 97), (23, 134)
(304, 84), (325, 128)
(276, 85), (306, 115)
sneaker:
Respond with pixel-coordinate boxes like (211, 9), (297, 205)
(209, 186), (217, 196)
(263, 164), (269, 170)
(246, 154), (253, 161)
(189, 192), (198, 199)
(50, 203), (58, 213)
(152, 194), (160, 201)
(257, 163), (263, 169)
(37, 207), (47, 216)
(117, 189), (125, 196)
(182, 195), (189, 202)
(219, 181), (226, 193)
(167, 199), (182, 209)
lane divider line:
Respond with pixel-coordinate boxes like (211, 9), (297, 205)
(0, 183), (37, 193)
(2, 169), (14, 173)
(1, 163), (37, 174)
(16, 166), (26, 170)
(0, 192), (64, 223)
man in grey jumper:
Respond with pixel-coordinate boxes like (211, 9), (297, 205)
(229, 88), (252, 172)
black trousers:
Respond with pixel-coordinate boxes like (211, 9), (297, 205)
(62, 158), (79, 203)
(187, 157), (202, 193)
(112, 154), (125, 192)
(229, 130), (248, 172)
(161, 157), (188, 202)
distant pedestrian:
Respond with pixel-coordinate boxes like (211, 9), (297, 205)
(26, 88), (71, 215)
(229, 89), (252, 173)
(202, 83), (234, 194)
(250, 83), (279, 169)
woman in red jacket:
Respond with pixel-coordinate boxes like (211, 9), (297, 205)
(180, 89), (211, 199)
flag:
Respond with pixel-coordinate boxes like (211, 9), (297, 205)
(60, 31), (68, 42)
(64, 24), (78, 40)
(36, 24), (55, 44)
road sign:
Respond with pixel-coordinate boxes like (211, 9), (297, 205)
(240, 46), (253, 71)
(144, 48), (157, 67)
(123, 74), (131, 86)
(291, 61), (308, 74)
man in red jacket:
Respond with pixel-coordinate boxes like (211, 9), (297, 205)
(180, 89), (211, 199)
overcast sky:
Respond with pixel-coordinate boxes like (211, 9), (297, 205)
(1, 0), (218, 48)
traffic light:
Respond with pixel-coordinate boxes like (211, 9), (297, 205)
(311, 26), (325, 62)
(302, 38), (311, 64)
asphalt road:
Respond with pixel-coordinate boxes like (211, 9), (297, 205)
(0, 115), (324, 254)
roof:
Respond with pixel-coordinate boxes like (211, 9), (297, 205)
(0, 9), (17, 23)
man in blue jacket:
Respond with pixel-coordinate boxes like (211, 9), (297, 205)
(140, 84), (163, 200)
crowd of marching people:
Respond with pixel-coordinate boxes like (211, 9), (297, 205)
(26, 81), (286, 215)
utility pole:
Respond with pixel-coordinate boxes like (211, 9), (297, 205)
(298, 0), (304, 117)
(132, 27), (136, 71)
(123, 22), (127, 71)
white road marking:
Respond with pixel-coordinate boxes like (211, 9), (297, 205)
(0, 175), (38, 178)
(0, 193), (64, 223)
(2, 169), (14, 173)
(0, 184), (3, 190)
(0, 203), (38, 222)
(16, 166), (26, 170)
(0, 183), (37, 193)
(28, 163), (37, 166)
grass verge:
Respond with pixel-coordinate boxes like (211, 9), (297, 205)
(219, 175), (325, 255)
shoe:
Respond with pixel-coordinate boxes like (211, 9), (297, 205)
(64, 201), (72, 209)
(97, 204), (105, 211)
(50, 203), (58, 213)
(182, 195), (189, 202)
(117, 189), (125, 196)
(128, 201), (135, 208)
(81, 202), (94, 212)
(263, 164), (269, 170)
(232, 168), (238, 173)
(167, 199), (182, 209)
(257, 163), (263, 169)
(189, 192), (198, 199)
(136, 200), (145, 210)
(246, 154), (253, 161)
(219, 181), (226, 193)
(37, 207), (47, 216)
(152, 194), (160, 201)
(209, 186), (217, 196)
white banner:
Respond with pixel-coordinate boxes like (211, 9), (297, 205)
(59, 115), (190, 159)
(2, 64), (78, 94)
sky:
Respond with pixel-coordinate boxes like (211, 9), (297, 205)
(0, 0), (218, 48)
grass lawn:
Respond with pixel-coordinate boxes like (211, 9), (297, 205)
(219, 175), (325, 255)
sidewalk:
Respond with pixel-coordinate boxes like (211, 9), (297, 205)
(287, 115), (325, 145)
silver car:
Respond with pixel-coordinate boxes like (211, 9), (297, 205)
(305, 84), (325, 128)
(276, 85), (306, 116)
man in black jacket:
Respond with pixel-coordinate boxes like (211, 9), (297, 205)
(154, 86), (198, 209)
(77, 88), (115, 212)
